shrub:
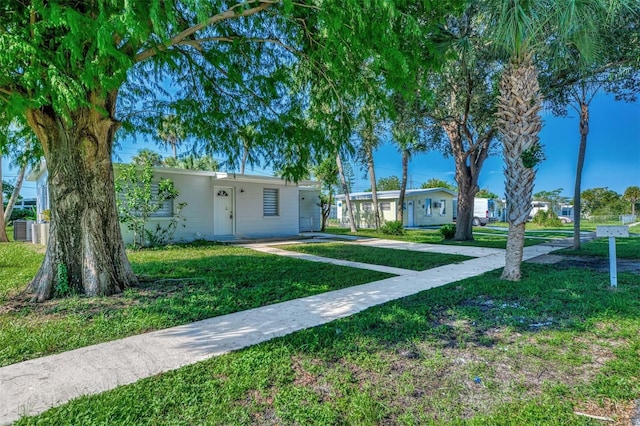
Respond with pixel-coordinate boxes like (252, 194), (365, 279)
(9, 208), (36, 224)
(532, 210), (562, 227)
(439, 223), (456, 240)
(380, 220), (404, 235)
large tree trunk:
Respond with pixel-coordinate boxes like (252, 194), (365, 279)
(572, 99), (589, 250)
(0, 157), (9, 242)
(336, 153), (357, 232)
(3, 162), (27, 223)
(397, 149), (409, 224)
(496, 54), (543, 281)
(442, 121), (492, 241)
(24, 92), (138, 301)
(366, 146), (381, 229)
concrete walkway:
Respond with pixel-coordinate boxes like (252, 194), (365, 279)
(0, 239), (567, 425)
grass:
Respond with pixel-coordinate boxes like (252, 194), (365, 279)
(559, 236), (640, 259)
(0, 241), (43, 302)
(323, 227), (546, 249)
(0, 242), (392, 367)
(17, 263), (640, 425)
(276, 242), (473, 271)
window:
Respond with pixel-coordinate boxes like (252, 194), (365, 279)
(362, 202), (373, 212)
(379, 202), (391, 211)
(149, 183), (173, 217)
(425, 198), (432, 215)
(118, 182), (173, 217)
(263, 188), (279, 216)
(439, 199), (446, 215)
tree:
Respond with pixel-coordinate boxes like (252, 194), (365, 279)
(476, 188), (499, 199)
(0, 1), (314, 301)
(311, 157), (339, 231)
(377, 176), (402, 191)
(392, 95), (428, 224)
(1, 122), (42, 225)
(623, 186), (640, 216)
(157, 115), (185, 160)
(0, 156), (8, 242)
(164, 154), (218, 171)
(581, 187), (625, 217)
(540, 6), (640, 249)
(357, 105), (384, 229)
(335, 152), (357, 232)
(485, 0), (633, 280)
(132, 149), (163, 167)
(421, 178), (457, 191)
(417, 3), (500, 242)
(1, 1), (462, 300)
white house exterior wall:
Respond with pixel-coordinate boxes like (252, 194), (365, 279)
(299, 189), (322, 232)
(233, 181), (300, 238)
(117, 171), (306, 244)
(337, 189), (454, 228)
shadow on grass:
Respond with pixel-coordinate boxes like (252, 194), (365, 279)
(17, 263), (640, 425)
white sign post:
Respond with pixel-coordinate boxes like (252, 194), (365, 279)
(595, 225), (629, 288)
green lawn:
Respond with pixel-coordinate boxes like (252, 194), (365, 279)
(324, 227), (551, 248)
(559, 236), (640, 260)
(276, 242), (473, 271)
(0, 242), (392, 367)
(17, 263), (640, 425)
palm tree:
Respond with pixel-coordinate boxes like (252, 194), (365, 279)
(358, 106), (383, 229)
(336, 152), (357, 232)
(623, 186), (640, 216)
(392, 95), (426, 224)
(157, 115), (185, 159)
(487, 0), (633, 280)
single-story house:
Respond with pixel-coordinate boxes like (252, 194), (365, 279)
(335, 188), (456, 228)
(27, 163), (322, 245)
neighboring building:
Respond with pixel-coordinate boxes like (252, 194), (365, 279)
(27, 163), (322, 244)
(472, 198), (504, 226)
(335, 188), (456, 228)
(6, 198), (37, 211)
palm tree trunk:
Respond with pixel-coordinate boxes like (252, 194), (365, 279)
(366, 146), (381, 229)
(572, 100), (589, 250)
(0, 157), (9, 242)
(336, 153), (357, 232)
(496, 54), (543, 281)
(397, 149), (409, 224)
(4, 162), (27, 223)
(240, 142), (248, 175)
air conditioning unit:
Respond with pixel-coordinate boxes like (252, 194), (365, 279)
(13, 220), (34, 241)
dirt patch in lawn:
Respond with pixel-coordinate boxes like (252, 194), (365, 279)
(527, 254), (640, 274)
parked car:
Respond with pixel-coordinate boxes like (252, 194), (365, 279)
(558, 215), (573, 224)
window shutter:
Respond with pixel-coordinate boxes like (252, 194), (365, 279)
(263, 188), (279, 216)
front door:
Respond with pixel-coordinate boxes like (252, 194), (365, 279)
(214, 187), (233, 235)
(407, 200), (414, 227)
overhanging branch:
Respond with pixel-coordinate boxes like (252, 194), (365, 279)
(134, 1), (278, 63)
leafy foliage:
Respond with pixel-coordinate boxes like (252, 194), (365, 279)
(376, 176), (401, 191)
(581, 187), (627, 216)
(114, 161), (182, 249)
(476, 189), (499, 199)
(421, 178), (457, 191)
(379, 220), (404, 235)
(531, 210), (562, 228)
(439, 223), (457, 240)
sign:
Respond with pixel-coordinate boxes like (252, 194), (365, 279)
(595, 226), (629, 238)
(596, 225), (630, 288)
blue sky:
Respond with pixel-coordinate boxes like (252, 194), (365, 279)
(9, 92), (640, 200)
(351, 92), (640, 198)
